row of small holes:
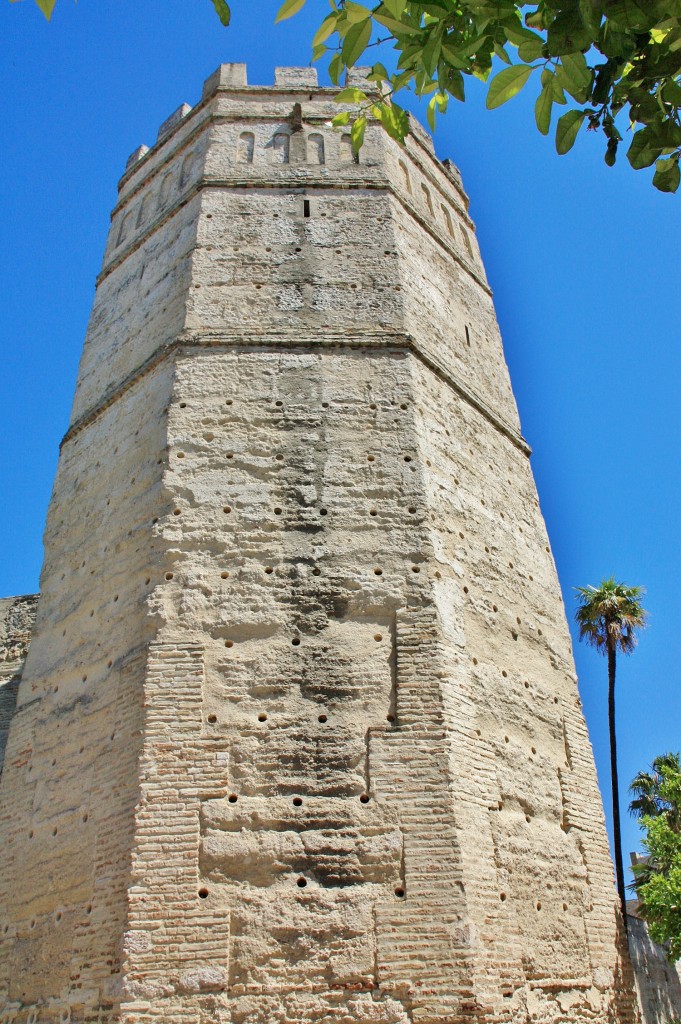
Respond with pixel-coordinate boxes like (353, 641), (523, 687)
(175, 446), (414, 472)
(499, 894), (569, 913)
(176, 397), (409, 417)
(206, 711), (397, 726)
(199, 882), (405, 896)
(222, 631), (389, 648)
(175, 505), (420, 519)
(219, 792), (370, 807)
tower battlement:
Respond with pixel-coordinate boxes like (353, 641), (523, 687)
(123, 64), (449, 174)
(111, 63), (470, 280)
(0, 66), (637, 1024)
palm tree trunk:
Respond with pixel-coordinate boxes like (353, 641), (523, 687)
(608, 640), (628, 933)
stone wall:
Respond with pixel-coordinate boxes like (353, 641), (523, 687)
(629, 914), (681, 1024)
(0, 595), (38, 776)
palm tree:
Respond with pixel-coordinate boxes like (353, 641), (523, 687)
(630, 752), (681, 832)
(575, 578), (647, 930)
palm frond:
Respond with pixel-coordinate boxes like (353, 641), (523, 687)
(574, 577), (647, 655)
(629, 753), (681, 831)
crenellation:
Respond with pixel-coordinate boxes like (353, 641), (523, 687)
(124, 144), (149, 173)
(273, 66), (319, 89)
(202, 62), (249, 98)
(156, 102), (193, 143)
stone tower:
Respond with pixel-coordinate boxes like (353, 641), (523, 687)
(0, 65), (637, 1024)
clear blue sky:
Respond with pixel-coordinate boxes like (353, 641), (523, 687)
(1, 0), (679, 872)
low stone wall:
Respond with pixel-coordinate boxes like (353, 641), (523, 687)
(0, 594), (38, 775)
(629, 913), (681, 1024)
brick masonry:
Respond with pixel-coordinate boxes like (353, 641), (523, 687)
(0, 65), (640, 1023)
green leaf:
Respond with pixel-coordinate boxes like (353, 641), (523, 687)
(421, 3), (448, 18)
(342, 17), (372, 66)
(426, 91), (448, 131)
(382, 0), (407, 16)
(494, 42), (513, 66)
(391, 101), (410, 138)
(605, 0), (655, 32)
(542, 57), (569, 106)
(371, 62), (390, 81)
(555, 109), (586, 153)
(535, 80), (554, 135)
(422, 32), (442, 75)
(557, 52), (592, 103)
(518, 37), (545, 62)
(592, 59), (617, 105)
(373, 100), (410, 141)
(486, 64), (533, 109)
(504, 21), (543, 47)
(275, 0), (307, 23)
(415, 71), (439, 95)
(209, 0), (231, 25)
(662, 79), (681, 106)
(600, 21), (636, 61)
(546, 10), (592, 56)
(329, 52), (344, 85)
(331, 110), (352, 126)
(459, 33), (491, 59)
(312, 12), (339, 46)
(443, 68), (465, 101)
(551, 76), (568, 104)
(652, 156), (680, 192)
(440, 40), (469, 69)
(334, 86), (369, 104)
(578, 0), (602, 37)
(351, 115), (367, 154)
(344, 1), (371, 23)
(392, 68), (415, 91)
(604, 138), (618, 166)
(373, 7), (423, 36)
(627, 127), (663, 169)
(334, 11), (350, 39)
(34, 0), (57, 18)
(525, 9), (545, 29)
(311, 43), (328, 62)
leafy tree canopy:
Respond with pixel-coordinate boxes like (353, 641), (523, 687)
(630, 754), (681, 962)
(12, 0), (681, 192)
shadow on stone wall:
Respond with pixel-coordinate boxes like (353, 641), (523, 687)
(629, 913), (681, 1024)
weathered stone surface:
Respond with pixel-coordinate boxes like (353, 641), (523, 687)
(0, 66), (640, 1023)
(0, 595), (38, 777)
(629, 914), (681, 1024)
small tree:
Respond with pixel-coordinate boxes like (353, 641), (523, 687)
(575, 578), (647, 929)
(630, 752), (681, 830)
(630, 754), (681, 962)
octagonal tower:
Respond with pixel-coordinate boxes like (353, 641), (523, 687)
(0, 65), (637, 1024)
